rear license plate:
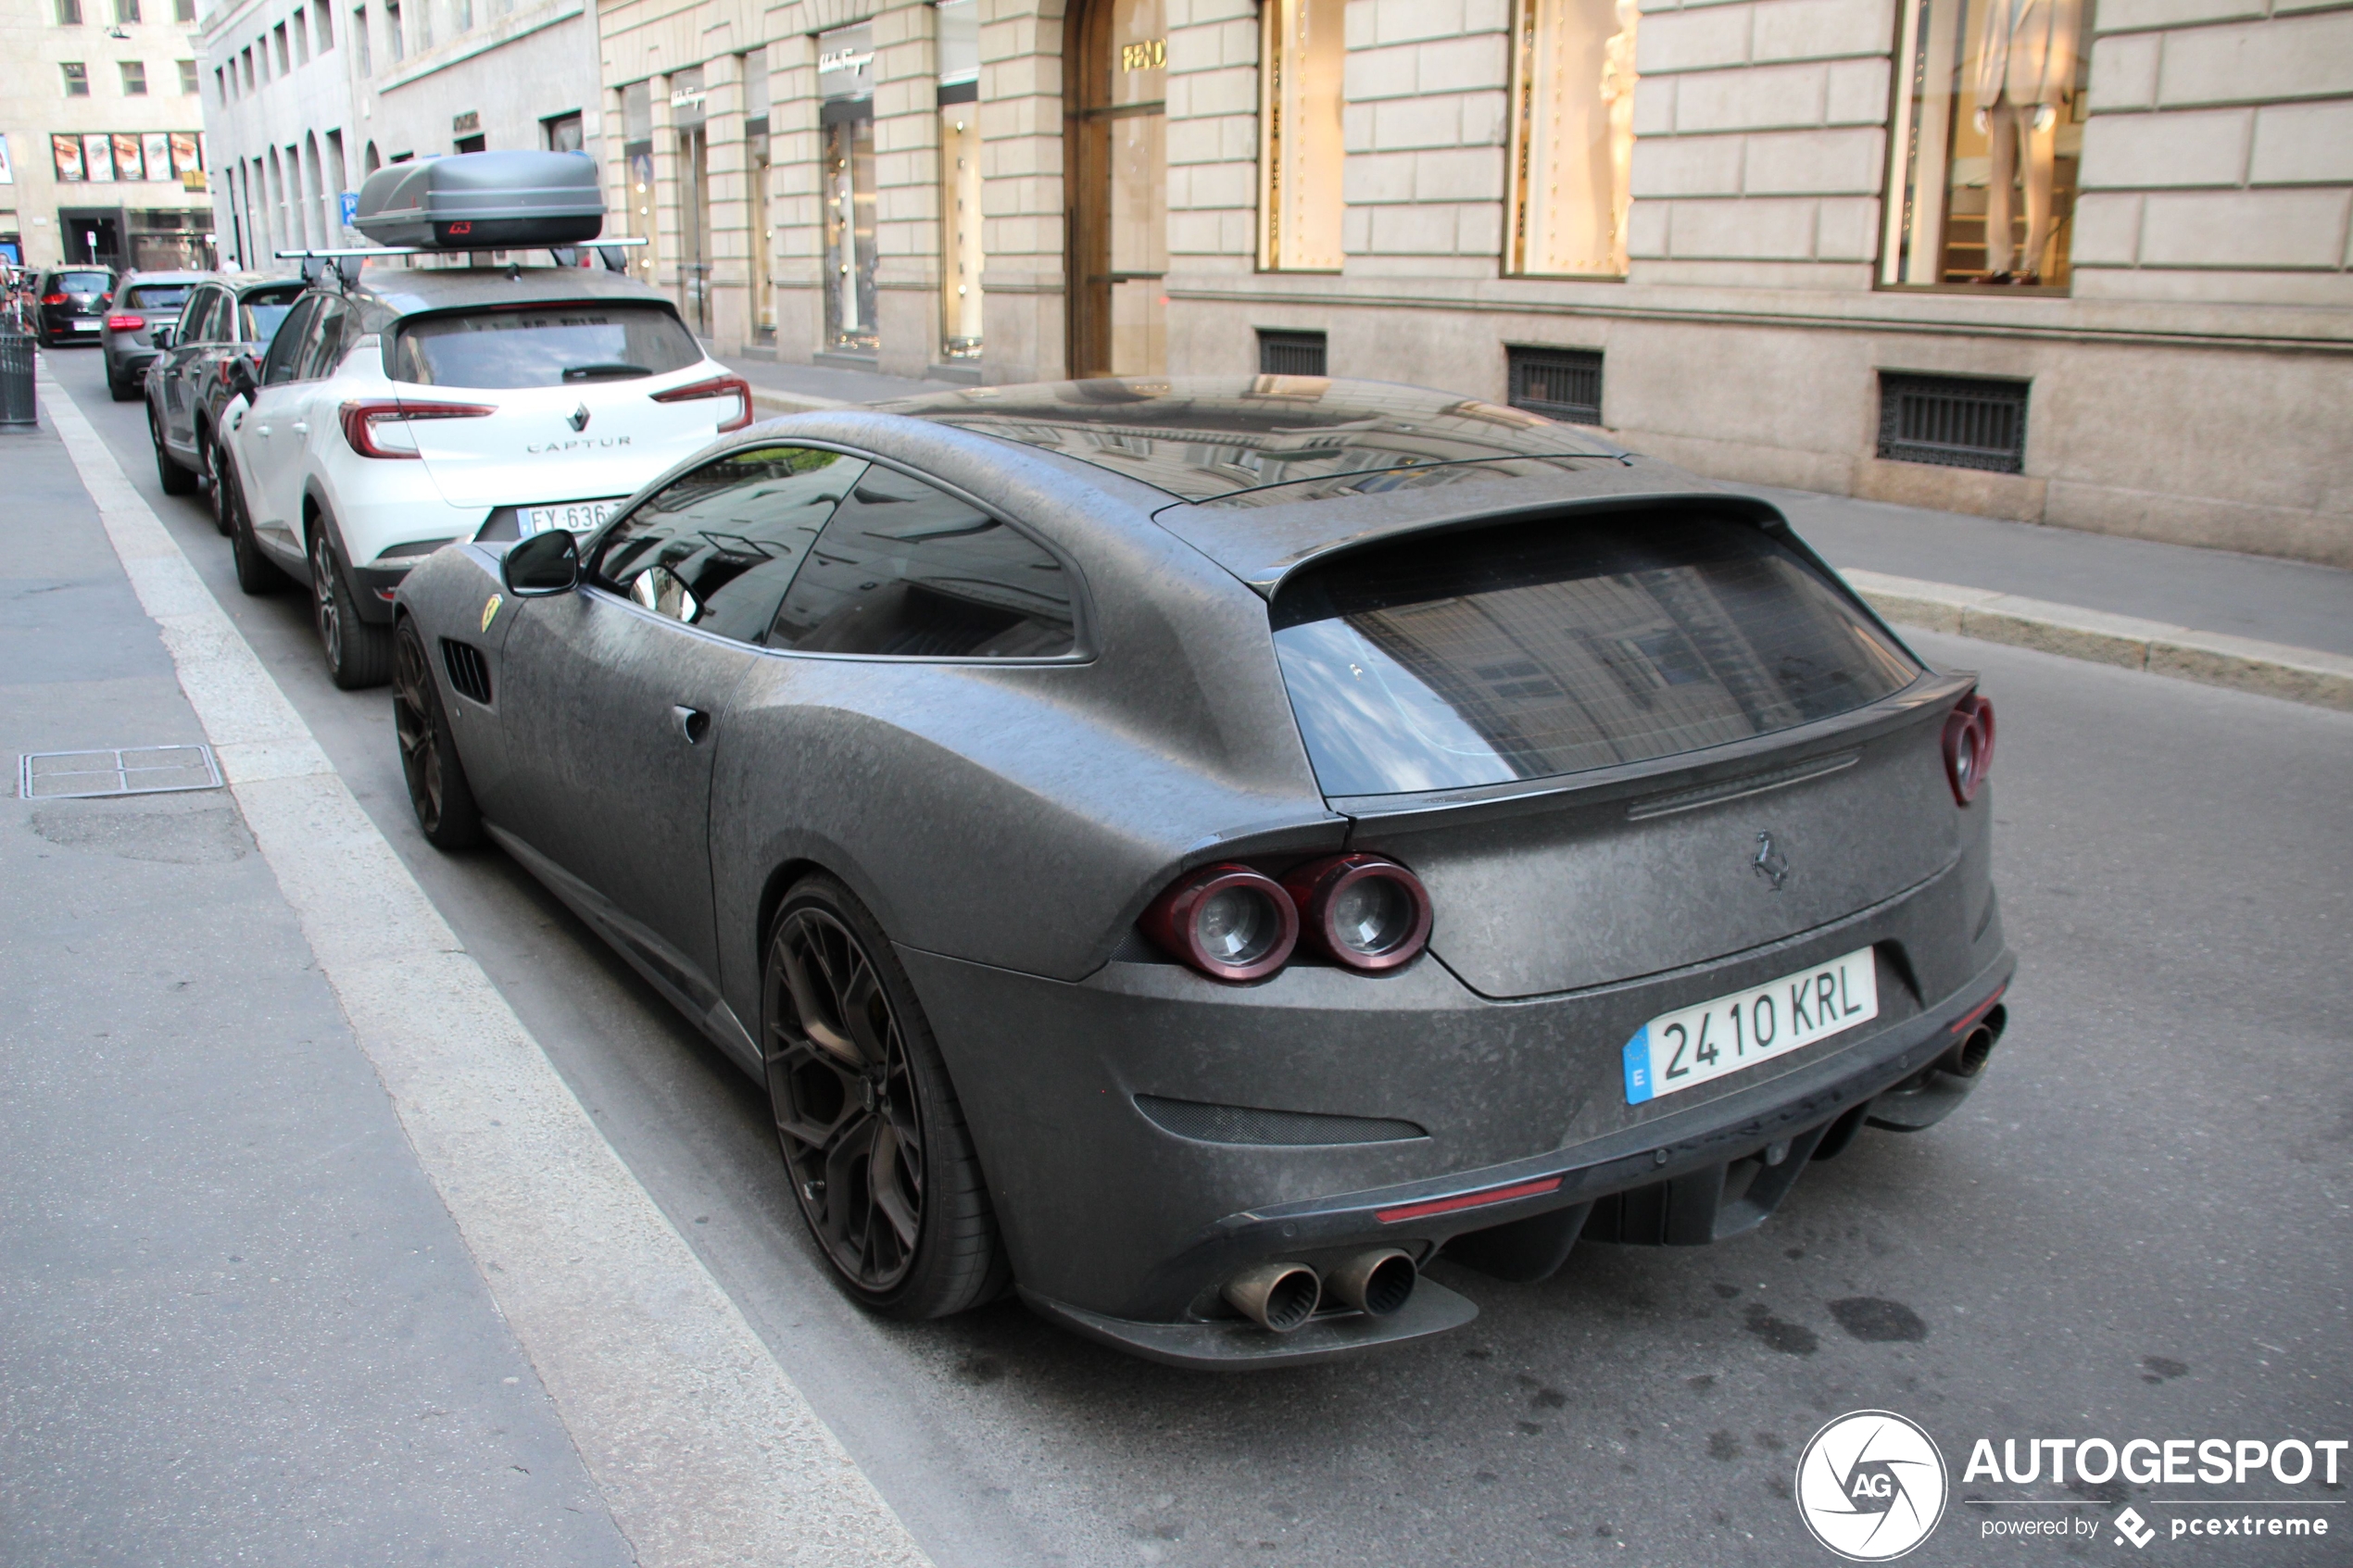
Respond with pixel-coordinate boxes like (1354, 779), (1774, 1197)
(1624, 947), (1879, 1105)
(73, 320), (100, 332)
(521, 497), (623, 536)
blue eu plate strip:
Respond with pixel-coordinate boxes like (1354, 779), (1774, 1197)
(1623, 1027), (1654, 1105)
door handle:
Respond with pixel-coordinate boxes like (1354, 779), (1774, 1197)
(672, 706), (711, 745)
(290, 420), (308, 433)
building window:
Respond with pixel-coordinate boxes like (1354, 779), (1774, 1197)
(542, 110), (582, 153)
(56, 0), (82, 24)
(114, 0), (139, 22)
(121, 60), (147, 94)
(62, 61), (90, 95)
(937, 0), (980, 362)
(737, 53), (776, 345)
(1257, 329), (1327, 376)
(1876, 373), (2029, 471)
(621, 80), (656, 282)
(382, 1), (400, 62)
(1258, 0), (1343, 271)
(819, 24), (879, 354)
(353, 7), (369, 71)
(274, 22), (290, 74)
(1881, 0), (2093, 288)
(179, 58), (198, 93)
(314, 3), (332, 46)
(294, 9), (310, 61)
(1506, 0), (1637, 277)
(174, 0), (194, 19)
(1507, 345), (1604, 424)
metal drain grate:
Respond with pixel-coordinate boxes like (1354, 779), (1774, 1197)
(1507, 345), (1604, 425)
(1257, 329), (1327, 377)
(19, 744), (224, 800)
(1877, 371), (2029, 472)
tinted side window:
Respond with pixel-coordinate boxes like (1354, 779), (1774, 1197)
(591, 446), (867, 646)
(259, 296), (321, 384)
(297, 299), (352, 380)
(173, 287), (216, 344)
(770, 467), (1076, 659)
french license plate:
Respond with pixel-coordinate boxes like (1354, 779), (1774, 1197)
(73, 320), (100, 332)
(1623, 947), (1879, 1105)
(521, 497), (623, 536)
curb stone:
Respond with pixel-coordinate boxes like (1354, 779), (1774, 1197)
(1844, 569), (2353, 714)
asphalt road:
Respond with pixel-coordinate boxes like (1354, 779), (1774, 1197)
(40, 344), (2353, 1567)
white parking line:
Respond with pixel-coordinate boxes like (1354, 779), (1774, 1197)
(40, 364), (934, 1568)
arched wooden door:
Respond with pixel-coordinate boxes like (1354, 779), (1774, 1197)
(1066, 0), (1167, 378)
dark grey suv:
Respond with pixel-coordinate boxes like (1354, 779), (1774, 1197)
(103, 270), (213, 400)
(144, 274), (305, 522)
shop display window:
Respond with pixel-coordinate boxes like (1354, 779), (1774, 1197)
(1506, 0), (1637, 278)
(819, 23), (878, 354)
(1881, 0), (2092, 289)
(1258, 0), (1343, 271)
(937, 0), (982, 362)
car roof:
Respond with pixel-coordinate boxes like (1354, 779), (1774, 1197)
(872, 376), (1629, 504)
(120, 270), (216, 285)
(229, 273), (308, 296)
(346, 262), (680, 318)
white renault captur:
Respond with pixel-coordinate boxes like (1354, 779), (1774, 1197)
(220, 155), (751, 687)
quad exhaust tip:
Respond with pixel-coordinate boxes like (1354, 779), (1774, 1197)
(1224, 1261), (1321, 1332)
(1225, 1249), (1420, 1332)
(1325, 1247), (1417, 1318)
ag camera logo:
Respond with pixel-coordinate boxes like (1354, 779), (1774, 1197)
(1796, 1410), (1950, 1561)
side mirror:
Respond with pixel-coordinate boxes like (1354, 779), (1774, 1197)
(152, 325), (175, 351)
(227, 356), (258, 401)
(503, 528), (580, 597)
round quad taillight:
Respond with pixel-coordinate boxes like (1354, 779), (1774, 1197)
(1943, 693), (1995, 805)
(1141, 863), (1300, 982)
(1281, 854), (1433, 972)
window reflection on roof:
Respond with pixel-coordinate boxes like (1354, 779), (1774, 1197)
(875, 376), (1627, 502)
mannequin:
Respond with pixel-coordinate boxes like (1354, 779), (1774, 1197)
(1599, 0), (1639, 274)
(1972, 0), (2081, 283)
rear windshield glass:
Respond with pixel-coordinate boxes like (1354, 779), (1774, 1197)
(124, 284), (194, 309)
(55, 271), (111, 294)
(240, 283), (305, 345)
(389, 305), (701, 389)
(1270, 514), (1920, 797)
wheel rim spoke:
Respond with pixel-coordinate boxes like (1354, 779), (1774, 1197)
(764, 907), (925, 1293)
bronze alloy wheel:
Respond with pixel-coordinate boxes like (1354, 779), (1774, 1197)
(203, 433), (229, 534)
(392, 619), (482, 848)
(763, 877), (1006, 1317)
(310, 531), (346, 673)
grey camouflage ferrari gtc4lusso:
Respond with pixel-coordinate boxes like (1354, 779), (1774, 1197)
(390, 377), (2013, 1368)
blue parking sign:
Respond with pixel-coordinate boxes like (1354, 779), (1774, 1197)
(339, 191), (359, 228)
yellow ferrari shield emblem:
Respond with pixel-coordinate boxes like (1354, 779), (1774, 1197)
(481, 594), (502, 633)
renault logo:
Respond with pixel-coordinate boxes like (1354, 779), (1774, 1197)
(566, 403), (591, 432)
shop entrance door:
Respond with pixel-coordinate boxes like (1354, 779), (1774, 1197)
(1067, 0), (1166, 378)
(678, 124), (712, 337)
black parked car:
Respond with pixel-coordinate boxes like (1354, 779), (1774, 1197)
(103, 270), (213, 400)
(34, 266), (117, 346)
(391, 377), (2014, 1368)
(144, 274), (306, 523)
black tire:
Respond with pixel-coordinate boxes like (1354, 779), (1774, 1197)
(223, 453), (279, 596)
(200, 431), (231, 534)
(151, 405), (197, 493)
(393, 618), (484, 849)
(308, 524), (395, 689)
(764, 874), (1008, 1320)
(110, 372), (138, 403)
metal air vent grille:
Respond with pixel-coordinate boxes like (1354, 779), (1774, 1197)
(441, 639), (493, 705)
(1257, 329), (1327, 378)
(1877, 372), (2029, 473)
(1507, 345), (1604, 426)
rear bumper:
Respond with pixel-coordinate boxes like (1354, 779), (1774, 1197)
(1018, 958), (2009, 1368)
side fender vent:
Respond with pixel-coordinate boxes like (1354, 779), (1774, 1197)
(440, 638), (492, 705)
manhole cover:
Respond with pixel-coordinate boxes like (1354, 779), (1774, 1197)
(18, 744), (224, 800)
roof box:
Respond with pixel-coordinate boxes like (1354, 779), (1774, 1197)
(353, 151), (605, 249)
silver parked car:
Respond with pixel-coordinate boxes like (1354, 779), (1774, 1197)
(390, 377), (2013, 1368)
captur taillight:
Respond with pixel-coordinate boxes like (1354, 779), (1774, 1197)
(339, 398), (494, 458)
(650, 373), (754, 433)
(1141, 864), (1299, 983)
(1943, 693), (1995, 805)
(1281, 854), (1433, 972)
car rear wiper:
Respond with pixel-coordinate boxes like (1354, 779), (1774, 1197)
(562, 362), (651, 382)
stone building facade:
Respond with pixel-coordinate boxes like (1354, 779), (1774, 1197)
(469, 0), (2353, 558)
(3, 0), (217, 271)
(195, 0), (601, 269)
